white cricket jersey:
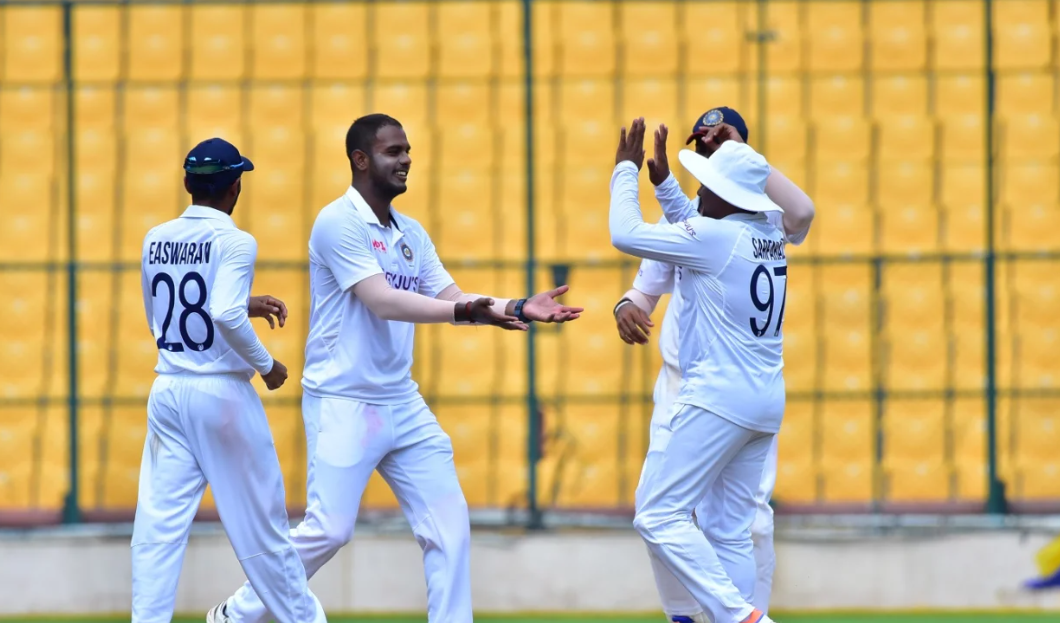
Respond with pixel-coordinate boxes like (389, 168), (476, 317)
(141, 205), (273, 379)
(634, 173), (811, 375)
(611, 162), (789, 433)
(302, 186), (455, 404)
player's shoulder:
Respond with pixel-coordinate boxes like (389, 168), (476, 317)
(392, 208), (430, 239)
(314, 195), (367, 232)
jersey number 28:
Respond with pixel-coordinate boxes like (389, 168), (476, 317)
(151, 272), (214, 352)
(749, 265), (787, 338)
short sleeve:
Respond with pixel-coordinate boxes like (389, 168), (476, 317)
(416, 230), (456, 298)
(312, 212), (383, 291)
(632, 258), (675, 296)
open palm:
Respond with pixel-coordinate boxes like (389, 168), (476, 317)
(522, 285), (584, 323)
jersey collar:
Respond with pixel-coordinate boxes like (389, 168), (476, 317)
(345, 186), (404, 234)
(180, 205), (237, 228)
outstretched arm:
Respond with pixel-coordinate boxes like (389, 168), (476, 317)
(353, 275), (526, 329)
(436, 284), (583, 324)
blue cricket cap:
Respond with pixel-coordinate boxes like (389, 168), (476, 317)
(184, 137), (254, 175)
(686, 107), (750, 146)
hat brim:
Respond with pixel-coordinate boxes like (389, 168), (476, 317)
(677, 149), (782, 214)
(237, 156), (254, 172)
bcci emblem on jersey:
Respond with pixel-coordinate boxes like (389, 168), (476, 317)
(400, 241), (414, 265)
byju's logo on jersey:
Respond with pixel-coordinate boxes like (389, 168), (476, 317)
(400, 241), (414, 265)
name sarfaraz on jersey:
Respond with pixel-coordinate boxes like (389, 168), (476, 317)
(386, 272), (420, 292)
(751, 238), (786, 261)
(147, 241), (213, 265)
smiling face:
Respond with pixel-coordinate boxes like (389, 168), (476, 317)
(366, 125), (411, 196)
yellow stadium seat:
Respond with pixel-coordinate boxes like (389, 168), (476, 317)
(121, 169), (181, 260)
(76, 271), (116, 398)
(883, 400), (945, 464)
(373, 3), (430, 79)
(249, 85), (304, 133)
(877, 164), (938, 253)
(821, 460), (873, 503)
(1014, 398), (1060, 462)
(249, 126), (307, 178)
(810, 76), (864, 120)
(127, 6), (183, 81)
(186, 85), (243, 149)
(101, 405), (148, 509)
(0, 87), (55, 132)
(885, 328), (947, 391)
(1008, 202), (1060, 253)
(939, 115), (985, 162)
(437, 83), (495, 168)
(496, 458), (529, 508)
(779, 401), (815, 463)
(555, 455), (620, 508)
(764, 116), (808, 163)
(813, 159), (869, 205)
(434, 326), (498, 398)
(563, 268), (626, 395)
(1, 128), (55, 177)
(0, 410), (35, 508)
(1001, 114), (1060, 160)
(265, 404), (305, 503)
(114, 272), (159, 398)
(815, 117), (870, 162)
(76, 170), (117, 263)
(373, 83), (432, 167)
(806, 1), (863, 72)
(872, 75), (928, 119)
(775, 459), (817, 504)
(954, 460), (986, 500)
(438, 3), (493, 78)
(243, 171), (306, 262)
(0, 173), (53, 262)
(1017, 333), (1059, 389)
(783, 274), (817, 393)
(931, 0), (984, 70)
(758, 1), (803, 74)
(189, 6), (246, 80)
(2, 7), (61, 83)
(869, 0), (927, 71)
(250, 5), (306, 79)
(620, 3), (678, 77)
(940, 163), (986, 252)
(309, 82), (367, 137)
(557, 3), (616, 77)
(436, 169), (494, 261)
(883, 264), (945, 328)
(999, 162), (1059, 251)
(684, 77), (742, 122)
(562, 405), (620, 465)
(683, 2), (744, 75)
(935, 74), (985, 118)
(520, 1), (557, 79)
(621, 79), (678, 135)
(124, 88), (181, 172)
(952, 397), (985, 466)
(74, 6), (120, 81)
(310, 5), (368, 79)
(0, 274), (48, 399)
(993, 0), (1051, 70)
(435, 405), (492, 465)
(815, 203), (874, 256)
(997, 73), (1054, 116)
(885, 460), (949, 502)
(820, 266), (872, 391)
(1016, 462), (1060, 500)
(877, 116), (936, 162)
(559, 79), (615, 150)
(560, 165), (615, 260)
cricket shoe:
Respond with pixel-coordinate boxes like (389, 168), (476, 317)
(206, 601), (231, 623)
(740, 609), (772, 623)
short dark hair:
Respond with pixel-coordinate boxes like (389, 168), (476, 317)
(187, 172), (239, 202)
(345, 114), (403, 161)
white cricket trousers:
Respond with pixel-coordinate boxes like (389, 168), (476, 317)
(225, 393), (472, 623)
(646, 364), (777, 617)
(131, 374), (325, 623)
(634, 403), (774, 623)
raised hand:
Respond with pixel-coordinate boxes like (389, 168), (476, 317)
(699, 122), (745, 156)
(249, 295), (288, 329)
(521, 285), (584, 323)
(615, 117), (647, 169)
(646, 124), (671, 186)
(464, 297), (528, 331)
(615, 302), (653, 345)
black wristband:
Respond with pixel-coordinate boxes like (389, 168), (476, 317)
(513, 298), (531, 323)
(613, 297), (633, 318)
(454, 301), (474, 323)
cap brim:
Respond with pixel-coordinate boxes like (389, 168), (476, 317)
(239, 156), (254, 172)
(677, 149), (782, 213)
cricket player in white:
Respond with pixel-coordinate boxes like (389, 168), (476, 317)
(614, 110), (813, 619)
(133, 138), (326, 623)
(210, 114), (583, 623)
(610, 118), (790, 623)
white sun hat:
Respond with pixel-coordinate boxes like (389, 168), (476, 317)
(677, 141), (783, 213)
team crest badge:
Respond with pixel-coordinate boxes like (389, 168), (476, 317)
(400, 242), (414, 264)
(702, 109), (724, 128)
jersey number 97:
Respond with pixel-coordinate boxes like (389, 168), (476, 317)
(749, 264), (787, 338)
